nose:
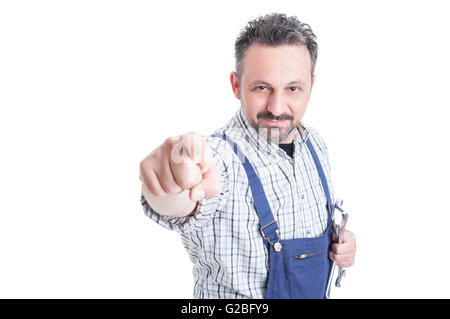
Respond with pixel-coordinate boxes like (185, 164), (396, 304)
(266, 89), (285, 116)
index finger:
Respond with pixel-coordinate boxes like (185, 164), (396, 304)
(169, 132), (206, 165)
(181, 132), (206, 164)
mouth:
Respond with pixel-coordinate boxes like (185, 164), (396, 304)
(260, 118), (289, 126)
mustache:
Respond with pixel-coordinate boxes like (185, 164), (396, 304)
(257, 111), (294, 121)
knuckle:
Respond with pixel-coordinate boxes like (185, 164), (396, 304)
(139, 159), (152, 174)
(185, 131), (199, 138)
(164, 136), (179, 147)
(183, 132), (204, 147)
(182, 132), (194, 144)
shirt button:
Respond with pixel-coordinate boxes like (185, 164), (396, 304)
(306, 230), (311, 235)
(301, 194), (305, 199)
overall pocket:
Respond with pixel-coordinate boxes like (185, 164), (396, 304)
(265, 231), (332, 299)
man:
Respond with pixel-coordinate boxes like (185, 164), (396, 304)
(139, 13), (356, 299)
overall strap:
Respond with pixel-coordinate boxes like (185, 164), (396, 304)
(211, 133), (280, 245)
(305, 139), (334, 218)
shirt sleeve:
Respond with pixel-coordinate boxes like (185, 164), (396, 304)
(140, 134), (231, 234)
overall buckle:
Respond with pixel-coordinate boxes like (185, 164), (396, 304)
(260, 220), (282, 252)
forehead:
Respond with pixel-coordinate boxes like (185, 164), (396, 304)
(241, 43), (312, 84)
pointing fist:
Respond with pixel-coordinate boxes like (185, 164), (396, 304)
(140, 132), (222, 202)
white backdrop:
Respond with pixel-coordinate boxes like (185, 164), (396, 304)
(1, 0), (449, 298)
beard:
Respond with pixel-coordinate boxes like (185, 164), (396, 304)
(249, 110), (298, 144)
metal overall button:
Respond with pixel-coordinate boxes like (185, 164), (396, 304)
(273, 242), (282, 252)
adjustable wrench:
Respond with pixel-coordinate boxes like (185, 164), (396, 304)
(325, 199), (348, 298)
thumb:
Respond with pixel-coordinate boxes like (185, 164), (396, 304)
(190, 147), (221, 201)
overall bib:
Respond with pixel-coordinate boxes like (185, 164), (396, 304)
(213, 133), (334, 299)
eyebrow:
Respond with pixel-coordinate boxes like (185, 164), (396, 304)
(250, 78), (307, 87)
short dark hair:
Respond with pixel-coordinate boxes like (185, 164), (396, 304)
(234, 13), (318, 81)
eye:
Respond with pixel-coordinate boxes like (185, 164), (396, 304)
(255, 86), (267, 91)
(289, 86), (300, 92)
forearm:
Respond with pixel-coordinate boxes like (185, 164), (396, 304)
(141, 183), (198, 218)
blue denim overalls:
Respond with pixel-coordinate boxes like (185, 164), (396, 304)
(213, 133), (334, 299)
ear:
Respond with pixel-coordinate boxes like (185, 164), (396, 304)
(230, 72), (241, 100)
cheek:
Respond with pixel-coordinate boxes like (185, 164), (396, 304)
(243, 93), (268, 114)
(290, 93), (310, 111)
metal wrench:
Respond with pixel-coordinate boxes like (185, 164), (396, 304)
(335, 210), (348, 287)
(325, 199), (348, 298)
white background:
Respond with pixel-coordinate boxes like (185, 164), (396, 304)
(1, 0), (449, 298)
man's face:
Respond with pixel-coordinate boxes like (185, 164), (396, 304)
(230, 43), (315, 143)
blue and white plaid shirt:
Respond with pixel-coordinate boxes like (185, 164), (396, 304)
(141, 107), (335, 298)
